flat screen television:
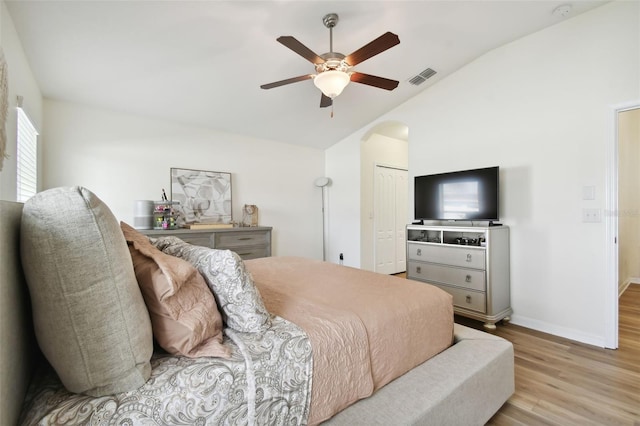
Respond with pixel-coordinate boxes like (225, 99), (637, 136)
(414, 166), (499, 221)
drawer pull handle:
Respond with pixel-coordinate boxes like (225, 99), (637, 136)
(416, 266), (421, 274)
(466, 254), (472, 262)
(238, 237), (253, 241)
(465, 274), (472, 283)
(416, 248), (422, 256)
(466, 295), (472, 303)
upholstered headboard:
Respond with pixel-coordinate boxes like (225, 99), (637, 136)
(0, 201), (38, 424)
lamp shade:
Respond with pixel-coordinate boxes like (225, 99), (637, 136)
(313, 70), (350, 99)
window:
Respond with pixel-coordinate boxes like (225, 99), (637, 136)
(16, 107), (38, 202)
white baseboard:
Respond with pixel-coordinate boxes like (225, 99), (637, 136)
(509, 315), (605, 348)
(619, 281), (630, 297)
(619, 277), (640, 297)
(511, 281), (639, 347)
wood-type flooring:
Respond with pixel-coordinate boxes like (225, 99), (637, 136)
(473, 284), (640, 425)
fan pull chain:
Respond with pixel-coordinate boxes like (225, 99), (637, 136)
(331, 103), (334, 118)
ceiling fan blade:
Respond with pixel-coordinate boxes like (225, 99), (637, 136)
(320, 93), (332, 108)
(260, 74), (313, 90)
(345, 32), (400, 66)
(350, 72), (399, 91)
(277, 36), (325, 64)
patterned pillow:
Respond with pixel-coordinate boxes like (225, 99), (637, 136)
(153, 237), (271, 333)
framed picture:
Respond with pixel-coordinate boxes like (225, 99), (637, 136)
(170, 168), (232, 224)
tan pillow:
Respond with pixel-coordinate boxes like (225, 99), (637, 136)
(121, 222), (230, 358)
(20, 187), (153, 396)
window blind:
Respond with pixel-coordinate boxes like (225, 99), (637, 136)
(16, 107), (38, 202)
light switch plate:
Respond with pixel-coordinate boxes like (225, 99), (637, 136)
(582, 185), (596, 200)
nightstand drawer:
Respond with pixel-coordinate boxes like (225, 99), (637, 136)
(408, 261), (486, 292)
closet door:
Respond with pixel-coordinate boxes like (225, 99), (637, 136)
(374, 165), (408, 274)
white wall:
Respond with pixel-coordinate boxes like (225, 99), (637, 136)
(327, 1), (639, 346)
(43, 100), (325, 258)
(0, 1), (43, 201)
(325, 129), (363, 267)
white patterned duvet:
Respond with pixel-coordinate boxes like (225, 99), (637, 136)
(20, 316), (312, 426)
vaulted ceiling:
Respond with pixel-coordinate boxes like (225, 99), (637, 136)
(6, 1), (606, 149)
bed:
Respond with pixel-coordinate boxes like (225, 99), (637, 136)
(0, 188), (514, 425)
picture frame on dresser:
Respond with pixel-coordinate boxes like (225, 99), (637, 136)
(170, 168), (232, 225)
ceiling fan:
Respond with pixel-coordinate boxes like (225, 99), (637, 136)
(260, 13), (400, 110)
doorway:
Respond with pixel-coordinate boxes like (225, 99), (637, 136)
(617, 108), (640, 296)
(606, 101), (640, 349)
(359, 121), (409, 272)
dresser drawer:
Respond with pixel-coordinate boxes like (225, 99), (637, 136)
(433, 283), (486, 314)
(173, 233), (213, 247)
(407, 243), (485, 270)
(407, 261), (486, 292)
(229, 245), (270, 260)
(213, 231), (270, 249)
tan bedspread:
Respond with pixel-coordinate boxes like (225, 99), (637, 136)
(244, 256), (454, 425)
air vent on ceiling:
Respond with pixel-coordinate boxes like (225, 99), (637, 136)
(408, 68), (437, 86)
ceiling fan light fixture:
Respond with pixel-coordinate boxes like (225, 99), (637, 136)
(261, 13), (400, 108)
(314, 70), (350, 99)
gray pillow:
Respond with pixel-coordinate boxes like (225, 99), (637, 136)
(20, 187), (153, 396)
(153, 236), (271, 333)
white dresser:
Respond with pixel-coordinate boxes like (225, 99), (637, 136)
(406, 225), (511, 329)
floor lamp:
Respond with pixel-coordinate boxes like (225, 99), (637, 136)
(314, 177), (331, 261)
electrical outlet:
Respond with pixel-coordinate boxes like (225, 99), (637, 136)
(582, 208), (602, 223)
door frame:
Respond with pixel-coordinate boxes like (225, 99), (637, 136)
(605, 99), (640, 349)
